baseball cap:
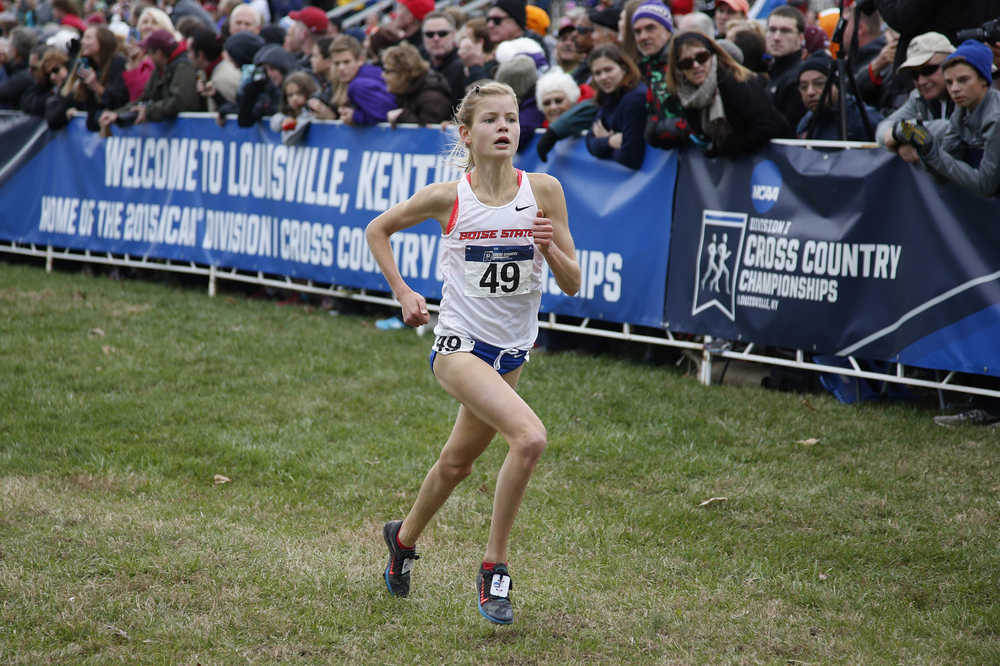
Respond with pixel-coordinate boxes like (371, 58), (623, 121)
(289, 6), (329, 34)
(899, 32), (955, 71)
(557, 17), (575, 37)
(139, 28), (178, 54)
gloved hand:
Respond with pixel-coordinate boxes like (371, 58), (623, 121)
(645, 115), (692, 149)
(536, 128), (558, 162)
(892, 119), (933, 155)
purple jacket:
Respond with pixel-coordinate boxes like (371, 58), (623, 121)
(349, 63), (396, 126)
(517, 96), (545, 153)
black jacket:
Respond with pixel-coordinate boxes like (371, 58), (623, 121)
(432, 48), (465, 111)
(395, 69), (453, 125)
(767, 50), (807, 130)
(685, 70), (792, 156)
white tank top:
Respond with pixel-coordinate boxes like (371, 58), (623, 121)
(434, 169), (543, 350)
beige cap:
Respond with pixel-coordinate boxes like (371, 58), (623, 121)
(899, 32), (955, 71)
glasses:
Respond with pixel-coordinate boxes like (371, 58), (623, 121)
(914, 63), (941, 78)
(423, 30), (452, 39)
(677, 50), (712, 70)
(486, 15), (508, 25)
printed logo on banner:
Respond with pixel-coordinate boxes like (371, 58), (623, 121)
(751, 160), (781, 213)
(692, 210), (747, 321)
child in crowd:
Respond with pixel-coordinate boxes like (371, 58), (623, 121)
(269, 70), (317, 144)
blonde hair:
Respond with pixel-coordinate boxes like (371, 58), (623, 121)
(448, 81), (518, 173)
(138, 7), (181, 41)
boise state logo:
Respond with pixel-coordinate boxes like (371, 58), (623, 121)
(750, 160), (781, 213)
(692, 210), (747, 321)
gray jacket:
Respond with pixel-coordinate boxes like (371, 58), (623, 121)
(876, 88), (953, 147)
(921, 88), (1000, 198)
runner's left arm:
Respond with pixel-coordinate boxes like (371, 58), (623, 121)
(529, 173), (580, 297)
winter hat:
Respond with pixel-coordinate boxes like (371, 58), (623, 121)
(589, 5), (621, 31)
(496, 54), (538, 102)
(803, 25), (829, 54)
(631, 0), (673, 33)
(492, 0), (526, 30)
(225, 31), (265, 66)
(525, 5), (550, 35)
(495, 36), (548, 69)
(139, 28), (178, 55)
(254, 43), (298, 74)
(535, 69), (580, 106)
(798, 53), (834, 80)
(259, 24), (287, 45)
(945, 39), (993, 83)
(899, 32), (955, 71)
(399, 0), (434, 22)
(289, 6), (329, 34)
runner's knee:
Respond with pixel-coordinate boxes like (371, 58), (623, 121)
(437, 456), (474, 484)
(510, 426), (547, 466)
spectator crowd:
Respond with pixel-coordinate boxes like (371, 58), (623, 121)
(3, 0), (1000, 418)
(1, 0), (1000, 188)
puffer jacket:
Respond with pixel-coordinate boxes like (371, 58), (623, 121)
(921, 87), (1000, 197)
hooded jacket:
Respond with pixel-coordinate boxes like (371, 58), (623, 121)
(393, 68), (452, 125)
(921, 87), (1000, 197)
(136, 43), (205, 121)
(348, 63), (396, 125)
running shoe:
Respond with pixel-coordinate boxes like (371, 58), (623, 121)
(475, 564), (514, 624)
(383, 520), (418, 597)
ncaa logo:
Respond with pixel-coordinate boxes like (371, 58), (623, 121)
(750, 160), (781, 213)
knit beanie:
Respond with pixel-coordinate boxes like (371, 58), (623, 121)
(225, 31), (265, 67)
(799, 53), (833, 80)
(631, 0), (673, 32)
(492, 0), (527, 30)
(945, 39), (993, 83)
(496, 54), (538, 102)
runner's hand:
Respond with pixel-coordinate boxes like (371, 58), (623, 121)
(398, 289), (430, 327)
(532, 209), (554, 253)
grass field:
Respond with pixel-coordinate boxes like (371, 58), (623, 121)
(1, 261), (998, 664)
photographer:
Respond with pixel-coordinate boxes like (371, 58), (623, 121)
(46, 26), (128, 131)
(99, 29), (203, 133)
(236, 43), (298, 127)
(894, 39), (1000, 197)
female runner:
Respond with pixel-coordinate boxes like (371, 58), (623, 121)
(366, 81), (581, 624)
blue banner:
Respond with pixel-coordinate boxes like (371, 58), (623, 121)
(665, 145), (1000, 377)
(0, 115), (676, 328)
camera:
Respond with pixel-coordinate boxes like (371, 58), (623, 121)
(956, 18), (1000, 44)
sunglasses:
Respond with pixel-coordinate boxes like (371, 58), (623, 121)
(575, 25), (593, 34)
(913, 63), (941, 78)
(677, 50), (712, 71)
(423, 30), (451, 39)
(486, 16), (508, 25)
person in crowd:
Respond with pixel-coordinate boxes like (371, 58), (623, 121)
(895, 40), (1000, 198)
(51, 0), (86, 35)
(191, 26), (239, 111)
(726, 19), (768, 74)
(99, 28), (203, 131)
(585, 5), (621, 50)
(382, 41), (452, 126)
(0, 26), (36, 108)
(227, 4), (261, 36)
(285, 6), (330, 71)
(136, 6), (181, 43)
(391, 0), (433, 49)
(40, 48), (75, 126)
(126, 6), (179, 102)
(487, 0), (543, 54)
(666, 30), (791, 155)
(164, 0), (214, 32)
(585, 43), (647, 169)
(18, 44), (53, 116)
(495, 54), (543, 151)
(214, 30), (263, 117)
(765, 4), (807, 130)
(628, 0), (685, 151)
(713, 0), (747, 38)
(553, 16), (582, 76)
(535, 68), (580, 126)
(617, 0), (645, 63)
(47, 24), (128, 130)
(842, 3), (900, 111)
(568, 5), (617, 85)
(458, 17), (497, 85)
(236, 43), (296, 126)
(304, 35), (340, 118)
(878, 32), (955, 164)
(422, 10), (463, 110)
(270, 70), (317, 144)
(796, 52), (882, 141)
(324, 33), (393, 126)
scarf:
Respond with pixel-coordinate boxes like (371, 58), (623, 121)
(676, 57), (730, 146)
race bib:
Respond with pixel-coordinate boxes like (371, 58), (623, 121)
(432, 334), (475, 355)
(463, 245), (536, 298)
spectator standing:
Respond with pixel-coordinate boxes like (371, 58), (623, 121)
(585, 43), (648, 170)
(0, 26), (36, 108)
(382, 41), (452, 126)
(422, 10), (463, 110)
(796, 53), (883, 141)
(726, 19), (768, 74)
(897, 40), (1000, 198)
(126, 7), (180, 102)
(331, 34), (395, 126)
(227, 4), (261, 36)
(676, 11), (713, 37)
(713, 0), (747, 38)
(842, 3), (899, 110)
(164, 0), (215, 32)
(666, 30), (791, 155)
(47, 25), (129, 130)
(765, 5), (807, 130)
(191, 27), (239, 110)
(285, 6), (330, 71)
(18, 44), (52, 116)
(392, 0), (434, 50)
(270, 70), (317, 144)
(877, 32), (955, 164)
(629, 0), (685, 151)
(553, 17), (582, 76)
(100, 28), (203, 131)
(487, 0), (548, 58)
(458, 17), (497, 84)
(236, 43), (297, 126)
